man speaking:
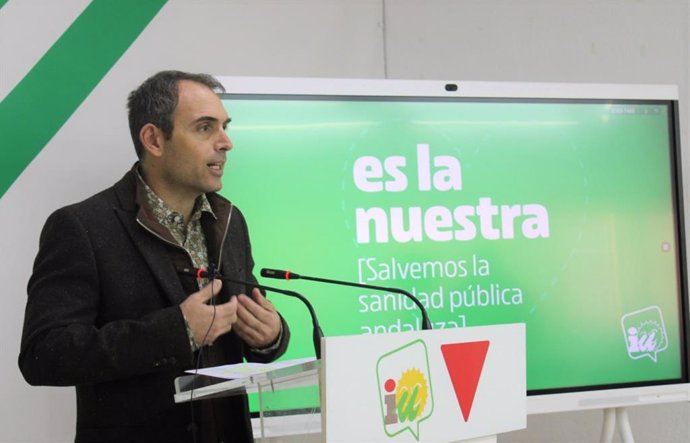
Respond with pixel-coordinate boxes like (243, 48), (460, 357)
(19, 71), (289, 443)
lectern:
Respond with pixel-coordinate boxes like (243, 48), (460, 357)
(175, 323), (526, 442)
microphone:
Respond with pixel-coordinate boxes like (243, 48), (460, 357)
(260, 268), (432, 330)
(178, 266), (324, 359)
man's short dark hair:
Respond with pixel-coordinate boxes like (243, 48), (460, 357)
(127, 70), (225, 159)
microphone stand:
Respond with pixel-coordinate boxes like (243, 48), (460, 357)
(178, 267), (324, 359)
(261, 269), (433, 330)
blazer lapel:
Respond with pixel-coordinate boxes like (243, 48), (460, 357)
(112, 168), (187, 306)
(115, 208), (188, 305)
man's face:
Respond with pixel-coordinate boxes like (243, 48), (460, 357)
(158, 80), (232, 201)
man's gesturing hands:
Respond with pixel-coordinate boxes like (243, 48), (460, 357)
(179, 280), (282, 349)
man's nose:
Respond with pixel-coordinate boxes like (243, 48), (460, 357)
(217, 129), (233, 151)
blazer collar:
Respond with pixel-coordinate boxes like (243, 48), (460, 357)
(112, 166), (187, 305)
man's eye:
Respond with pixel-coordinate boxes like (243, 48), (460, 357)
(199, 124), (210, 132)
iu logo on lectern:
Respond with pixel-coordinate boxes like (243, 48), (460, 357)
(376, 340), (434, 441)
(376, 338), (491, 441)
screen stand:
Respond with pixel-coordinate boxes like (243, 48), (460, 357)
(257, 383), (266, 441)
(600, 407), (635, 443)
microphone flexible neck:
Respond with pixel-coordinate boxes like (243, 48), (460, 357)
(261, 269), (433, 330)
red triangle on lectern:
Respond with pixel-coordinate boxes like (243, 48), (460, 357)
(440, 341), (490, 422)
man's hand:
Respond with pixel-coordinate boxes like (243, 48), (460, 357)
(179, 280), (238, 347)
(234, 288), (282, 349)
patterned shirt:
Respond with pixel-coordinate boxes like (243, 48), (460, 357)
(136, 171), (217, 352)
(137, 174), (216, 289)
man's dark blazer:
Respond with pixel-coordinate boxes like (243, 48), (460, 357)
(19, 168), (289, 443)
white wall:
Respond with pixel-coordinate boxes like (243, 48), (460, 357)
(1, 0), (688, 441)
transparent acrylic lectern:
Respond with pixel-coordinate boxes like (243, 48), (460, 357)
(174, 358), (321, 441)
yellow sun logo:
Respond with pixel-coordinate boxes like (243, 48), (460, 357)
(395, 368), (429, 422)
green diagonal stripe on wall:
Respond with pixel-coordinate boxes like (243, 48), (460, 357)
(0, 0), (9, 11)
(0, 0), (167, 198)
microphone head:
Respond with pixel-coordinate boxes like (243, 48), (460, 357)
(177, 266), (214, 279)
(260, 268), (299, 280)
(198, 268), (212, 279)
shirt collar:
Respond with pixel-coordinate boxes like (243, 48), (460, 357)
(134, 166), (216, 226)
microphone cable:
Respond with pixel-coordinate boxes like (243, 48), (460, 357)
(188, 270), (218, 443)
(187, 203), (233, 443)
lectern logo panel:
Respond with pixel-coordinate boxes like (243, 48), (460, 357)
(376, 340), (434, 441)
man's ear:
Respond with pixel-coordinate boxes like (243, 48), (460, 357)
(139, 123), (166, 158)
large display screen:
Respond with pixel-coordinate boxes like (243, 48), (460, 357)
(217, 78), (688, 412)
